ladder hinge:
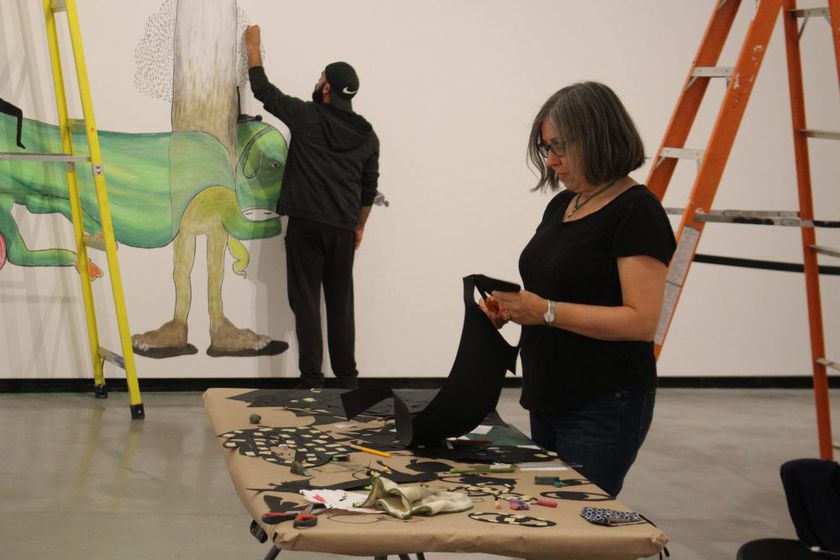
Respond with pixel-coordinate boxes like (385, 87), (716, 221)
(50, 0), (67, 12)
(93, 164), (104, 175)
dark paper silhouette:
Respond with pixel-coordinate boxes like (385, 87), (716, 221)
(0, 97), (26, 149)
(342, 275), (520, 446)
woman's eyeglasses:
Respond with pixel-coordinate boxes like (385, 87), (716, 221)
(537, 140), (567, 159)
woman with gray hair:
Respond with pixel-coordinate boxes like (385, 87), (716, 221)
(484, 82), (676, 496)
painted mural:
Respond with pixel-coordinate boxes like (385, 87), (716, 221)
(0, 0), (290, 359)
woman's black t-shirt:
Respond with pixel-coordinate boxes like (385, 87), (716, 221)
(518, 185), (676, 412)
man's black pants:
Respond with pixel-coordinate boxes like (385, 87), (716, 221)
(285, 218), (358, 388)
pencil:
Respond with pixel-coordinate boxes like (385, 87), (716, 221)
(347, 443), (392, 458)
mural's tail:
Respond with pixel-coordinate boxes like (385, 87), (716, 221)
(227, 235), (249, 277)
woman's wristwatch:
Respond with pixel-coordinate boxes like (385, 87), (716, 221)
(543, 299), (555, 325)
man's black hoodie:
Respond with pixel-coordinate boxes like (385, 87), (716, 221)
(249, 66), (379, 231)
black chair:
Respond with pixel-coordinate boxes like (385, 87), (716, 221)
(737, 459), (840, 559)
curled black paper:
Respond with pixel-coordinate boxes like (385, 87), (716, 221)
(342, 275), (519, 446)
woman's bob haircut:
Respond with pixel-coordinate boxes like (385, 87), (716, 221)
(528, 81), (646, 192)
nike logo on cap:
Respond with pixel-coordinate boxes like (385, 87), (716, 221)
(342, 87), (358, 95)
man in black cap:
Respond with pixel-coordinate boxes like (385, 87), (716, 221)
(245, 25), (379, 389)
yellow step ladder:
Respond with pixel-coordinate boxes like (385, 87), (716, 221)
(1, 0), (144, 418)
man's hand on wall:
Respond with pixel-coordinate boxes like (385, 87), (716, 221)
(245, 25), (262, 67)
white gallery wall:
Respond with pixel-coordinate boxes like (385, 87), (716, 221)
(0, 0), (837, 380)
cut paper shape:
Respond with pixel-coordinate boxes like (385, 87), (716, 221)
(0, 97), (26, 149)
(342, 275), (519, 446)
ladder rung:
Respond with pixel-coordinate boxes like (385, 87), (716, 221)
(67, 119), (88, 134)
(692, 66), (734, 78)
(818, 358), (840, 373)
(660, 147), (704, 160)
(802, 129), (840, 140)
(82, 233), (107, 251)
(0, 152), (90, 163)
(791, 7), (829, 19)
(50, 0), (67, 12)
(810, 245), (840, 259)
(696, 209), (805, 227)
(99, 347), (126, 370)
(665, 208), (840, 228)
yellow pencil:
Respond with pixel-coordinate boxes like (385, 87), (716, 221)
(347, 443), (392, 458)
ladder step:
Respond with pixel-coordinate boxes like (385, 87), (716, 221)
(99, 347), (126, 370)
(664, 208), (840, 228)
(67, 118), (88, 134)
(657, 148), (705, 168)
(802, 129), (840, 140)
(810, 245), (840, 259)
(692, 66), (734, 78)
(791, 7), (829, 19)
(817, 358), (840, 373)
(660, 147), (704, 160)
(82, 233), (107, 251)
(50, 0), (67, 12)
(0, 152), (90, 163)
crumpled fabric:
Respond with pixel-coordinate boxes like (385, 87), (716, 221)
(354, 476), (473, 520)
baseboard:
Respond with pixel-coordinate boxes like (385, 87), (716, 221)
(0, 376), (836, 393)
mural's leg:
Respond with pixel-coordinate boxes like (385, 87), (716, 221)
(206, 222), (279, 356)
(0, 195), (76, 267)
(130, 229), (196, 358)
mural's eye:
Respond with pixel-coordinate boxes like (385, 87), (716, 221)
(270, 161), (282, 168)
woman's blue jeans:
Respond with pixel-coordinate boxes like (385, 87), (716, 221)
(529, 388), (656, 496)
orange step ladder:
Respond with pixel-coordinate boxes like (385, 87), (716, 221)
(648, 0), (840, 459)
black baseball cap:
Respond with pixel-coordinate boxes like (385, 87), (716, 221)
(324, 61), (359, 112)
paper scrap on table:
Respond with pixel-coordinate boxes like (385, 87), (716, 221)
(470, 425), (492, 435)
(300, 489), (380, 513)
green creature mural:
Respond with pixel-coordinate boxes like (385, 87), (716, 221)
(0, 114), (289, 357)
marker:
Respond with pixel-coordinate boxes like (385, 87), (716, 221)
(347, 443), (392, 458)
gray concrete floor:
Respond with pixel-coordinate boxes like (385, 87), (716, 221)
(0, 388), (836, 560)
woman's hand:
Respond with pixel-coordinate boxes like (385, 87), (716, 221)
(491, 289), (546, 325)
(478, 296), (508, 329)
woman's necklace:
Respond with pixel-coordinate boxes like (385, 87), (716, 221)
(566, 179), (618, 218)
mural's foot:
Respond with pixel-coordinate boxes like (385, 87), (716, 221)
(207, 340), (289, 357)
(207, 316), (288, 357)
(131, 319), (192, 359)
(134, 344), (198, 359)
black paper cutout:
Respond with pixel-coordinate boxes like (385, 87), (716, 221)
(0, 97), (26, 149)
(541, 490), (613, 502)
(342, 275), (519, 446)
(472, 274), (521, 297)
(249, 464), (437, 495)
(264, 494), (306, 514)
(219, 425), (352, 468)
(229, 388), (430, 421)
(468, 512), (556, 528)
